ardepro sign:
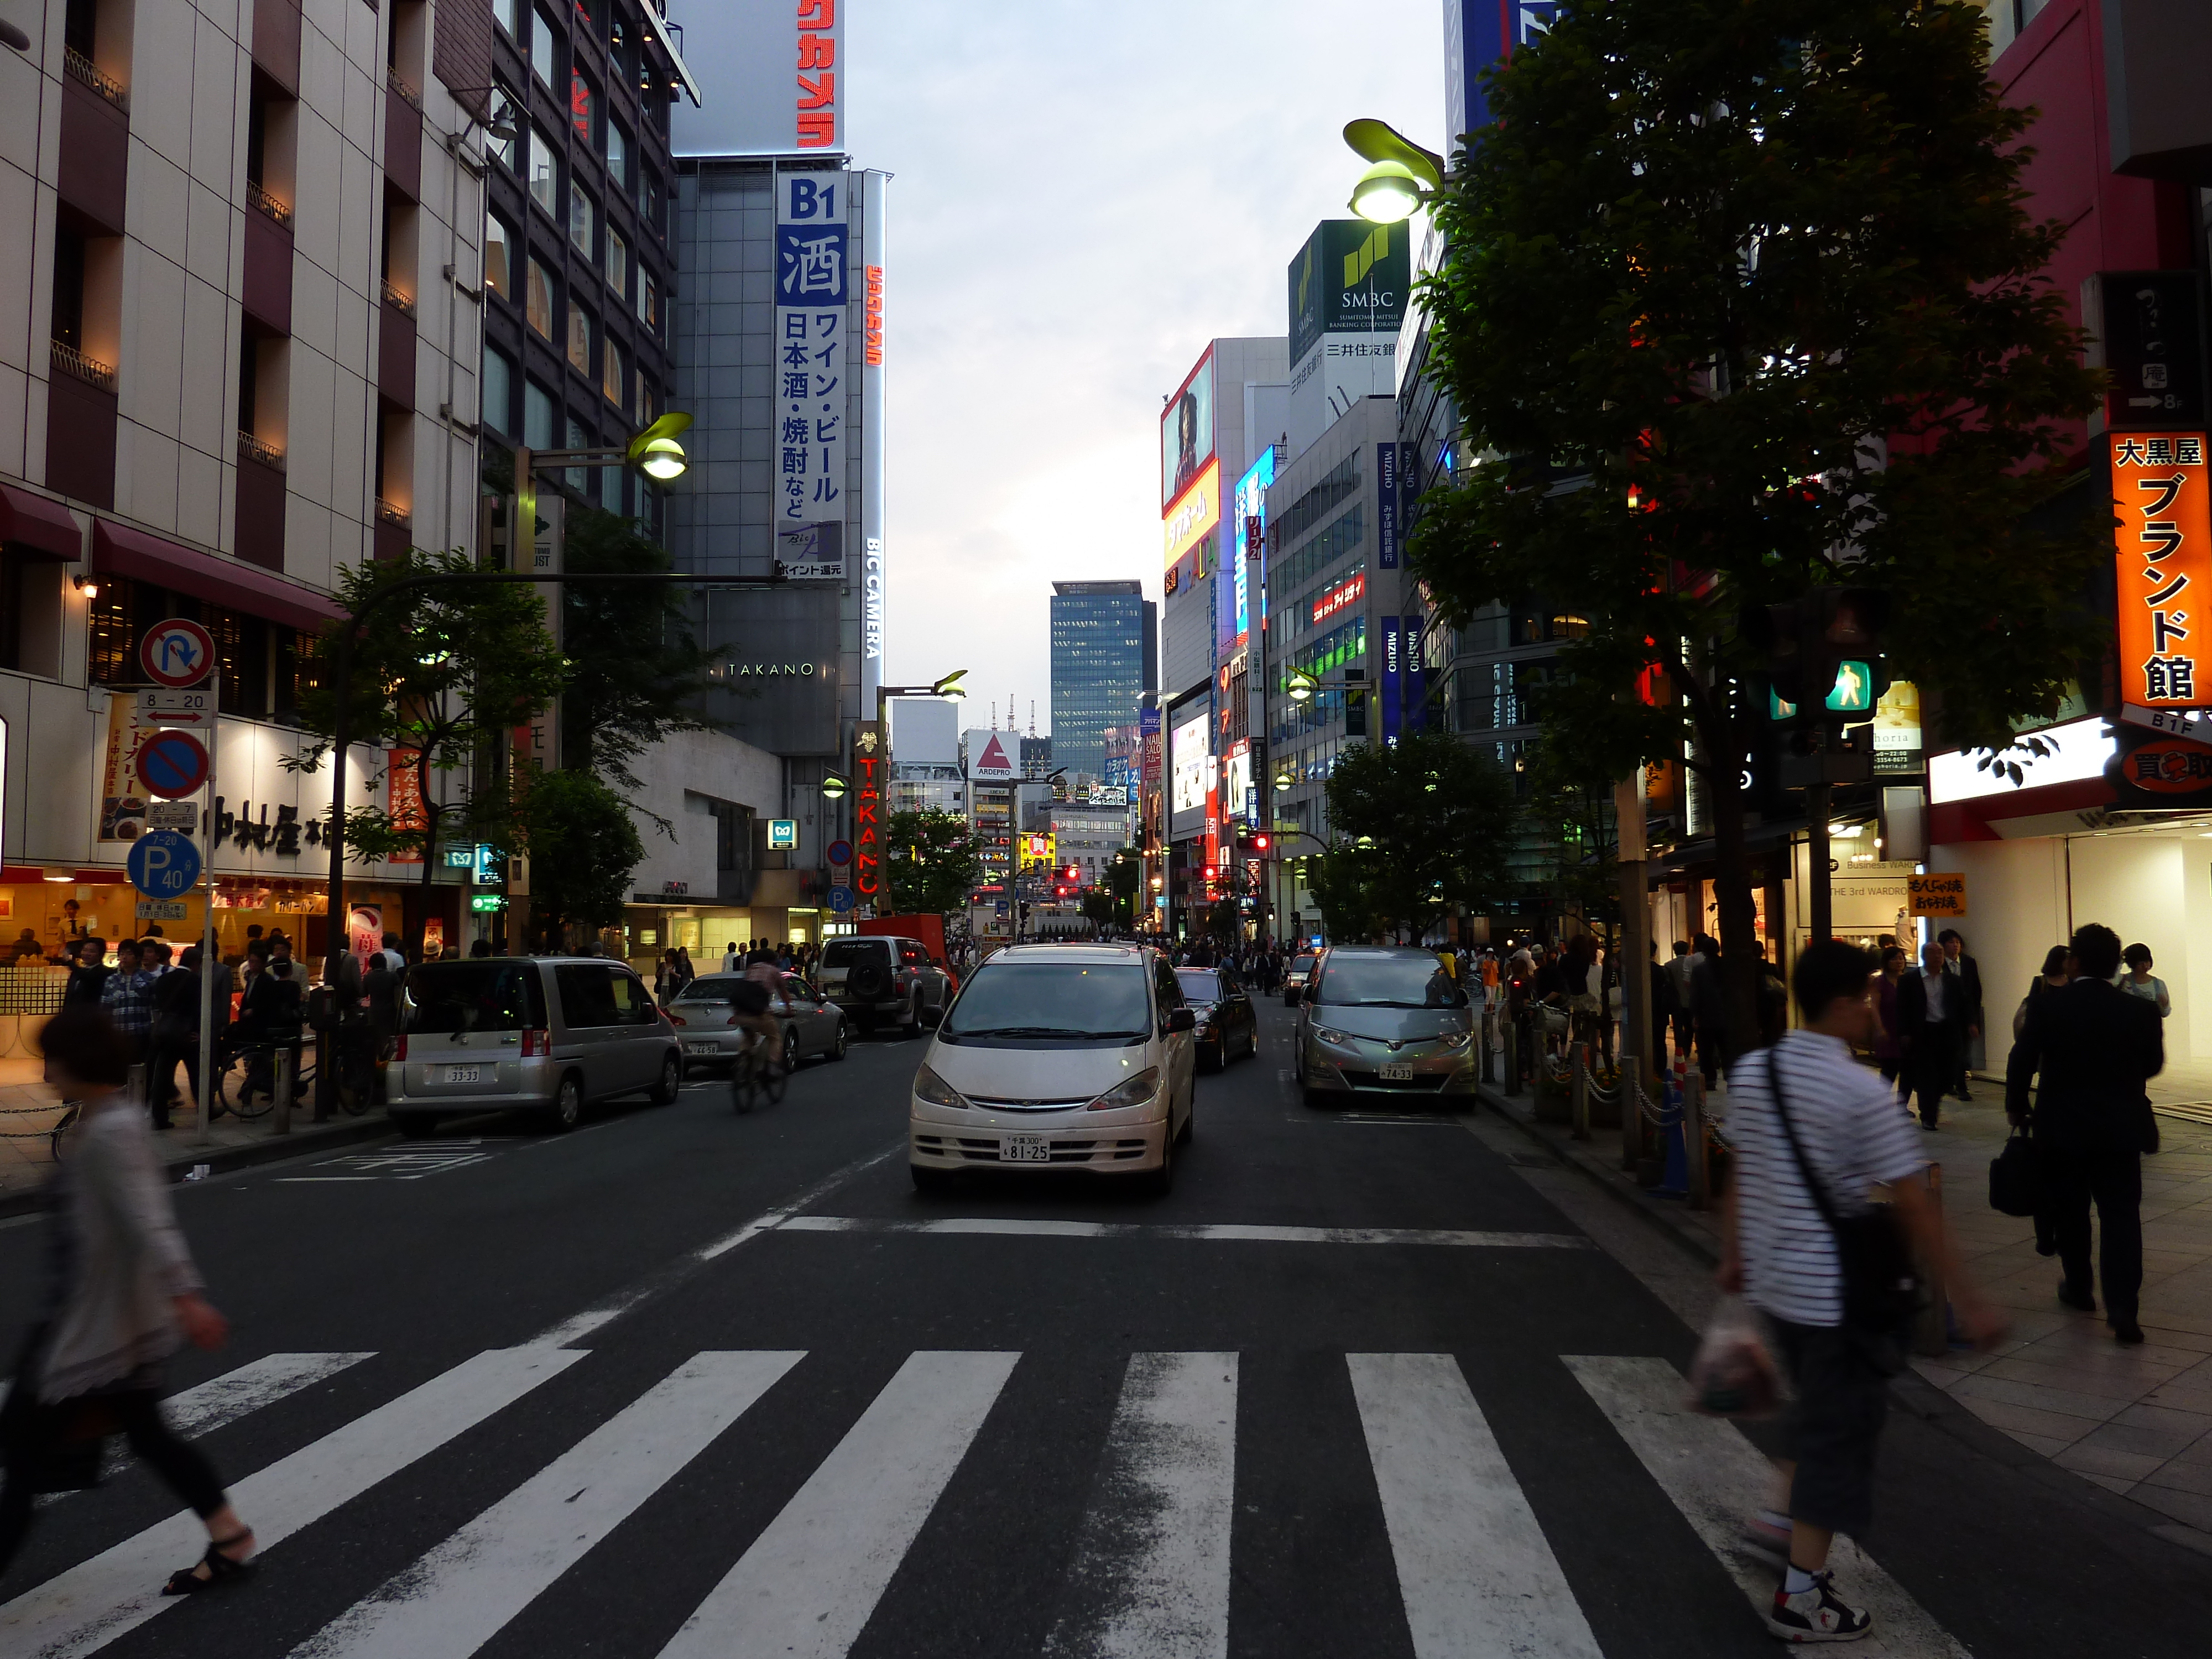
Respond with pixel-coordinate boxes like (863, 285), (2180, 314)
(1163, 461), (1219, 570)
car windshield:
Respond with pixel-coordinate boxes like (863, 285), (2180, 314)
(1291, 956), (1317, 974)
(822, 940), (889, 967)
(674, 975), (744, 1003)
(404, 962), (547, 1034)
(1312, 954), (1467, 1009)
(940, 961), (1151, 1041)
(1175, 969), (1220, 1004)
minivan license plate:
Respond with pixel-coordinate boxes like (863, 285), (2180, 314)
(1378, 1063), (1416, 1082)
(1000, 1135), (1050, 1163)
(444, 1066), (482, 1084)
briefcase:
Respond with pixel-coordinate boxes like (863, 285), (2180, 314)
(1989, 1129), (2042, 1217)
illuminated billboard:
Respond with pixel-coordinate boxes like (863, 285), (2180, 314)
(1162, 351), (1215, 508)
(1162, 460), (1220, 569)
(1234, 446), (1276, 644)
(1171, 711), (1213, 817)
(2114, 432), (2211, 707)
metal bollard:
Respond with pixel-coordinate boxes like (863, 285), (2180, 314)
(1618, 1052), (1641, 1171)
(273, 1047), (294, 1136)
(1481, 1006), (1496, 1084)
(1684, 1072), (1711, 1211)
(1501, 1019), (1521, 1096)
(1570, 1045), (1591, 1141)
(1913, 1162), (1949, 1357)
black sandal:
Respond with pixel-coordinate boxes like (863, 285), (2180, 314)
(160, 1533), (257, 1596)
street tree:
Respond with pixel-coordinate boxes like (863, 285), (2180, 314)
(885, 810), (983, 916)
(1105, 847), (1142, 928)
(1524, 733), (1621, 945)
(1315, 730), (1519, 940)
(294, 549), (564, 957)
(1081, 886), (1116, 932)
(518, 766), (645, 950)
(1409, 0), (2105, 1046)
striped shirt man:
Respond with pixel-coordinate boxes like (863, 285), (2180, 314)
(1726, 1029), (1925, 1328)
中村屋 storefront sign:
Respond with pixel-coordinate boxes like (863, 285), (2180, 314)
(1907, 873), (1968, 917)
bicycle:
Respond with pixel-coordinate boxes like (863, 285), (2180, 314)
(729, 1028), (787, 1115)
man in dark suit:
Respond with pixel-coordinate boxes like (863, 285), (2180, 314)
(1893, 940), (1963, 1130)
(2005, 922), (2163, 1345)
(1939, 928), (1984, 1099)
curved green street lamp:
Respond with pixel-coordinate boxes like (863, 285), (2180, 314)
(1343, 118), (1447, 225)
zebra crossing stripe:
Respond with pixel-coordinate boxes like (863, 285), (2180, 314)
(290, 1351), (805, 1659)
(1044, 1353), (1239, 1659)
(161, 1352), (379, 1440)
(0, 1347), (586, 1659)
(1347, 1352), (1604, 1659)
(656, 1350), (1020, 1659)
(1562, 1355), (1972, 1659)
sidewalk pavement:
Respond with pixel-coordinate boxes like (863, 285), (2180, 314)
(1477, 1057), (2212, 1553)
(0, 1053), (395, 1218)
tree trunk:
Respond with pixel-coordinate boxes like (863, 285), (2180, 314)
(414, 749), (440, 963)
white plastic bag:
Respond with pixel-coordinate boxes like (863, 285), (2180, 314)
(1686, 1294), (1783, 1419)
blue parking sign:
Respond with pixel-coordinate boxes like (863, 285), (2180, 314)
(127, 830), (201, 898)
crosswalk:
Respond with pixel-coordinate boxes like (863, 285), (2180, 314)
(0, 1343), (1971, 1659)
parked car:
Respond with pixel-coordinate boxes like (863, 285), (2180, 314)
(1292, 945), (1476, 1107)
(667, 972), (849, 1073)
(387, 957), (682, 1134)
(817, 935), (954, 1034)
(909, 942), (1196, 1194)
(1176, 965), (1258, 1070)
(1282, 953), (1319, 1006)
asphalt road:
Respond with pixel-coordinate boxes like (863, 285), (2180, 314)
(0, 1001), (2204, 1658)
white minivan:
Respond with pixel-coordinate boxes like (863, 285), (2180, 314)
(907, 943), (1197, 1194)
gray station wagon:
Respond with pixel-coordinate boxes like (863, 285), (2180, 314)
(387, 957), (682, 1134)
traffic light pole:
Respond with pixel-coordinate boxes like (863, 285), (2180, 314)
(1806, 777), (1832, 942)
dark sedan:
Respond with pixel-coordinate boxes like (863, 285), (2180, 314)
(1176, 966), (1259, 1071)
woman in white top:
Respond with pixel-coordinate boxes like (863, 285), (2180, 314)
(2120, 943), (2172, 1019)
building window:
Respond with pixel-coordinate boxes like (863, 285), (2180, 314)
(570, 67), (595, 145)
(565, 414), (589, 494)
(524, 378), (555, 449)
(637, 270), (656, 333)
(636, 375), (655, 428)
(491, 0), (517, 35)
(526, 124), (559, 217)
(567, 300), (592, 375)
(525, 258), (554, 338)
(606, 120), (628, 191)
(484, 213), (514, 300)
(529, 2), (561, 88)
(488, 85), (520, 171)
(482, 342), (515, 436)
(641, 170), (662, 238)
(604, 225), (628, 300)
(568, 180), (595, 257)
(601, 335), (623, 406)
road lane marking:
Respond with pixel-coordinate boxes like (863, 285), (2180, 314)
(778, 1215), (1594, 1250)
(0, 1347), (586, 1659)
(656, 1350), (1019, 1659)
(1045, 1353), (1238, 1659)
(1563, 1355), (1970, 1659)
(1347, 1352), (1604, 1659)
(291, 1351), (805, 1659)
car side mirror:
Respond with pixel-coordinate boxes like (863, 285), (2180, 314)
(1166, 1008), (1196, 1034)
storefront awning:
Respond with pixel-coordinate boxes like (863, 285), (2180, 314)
(93, 520), (345, 633)
(0, 486), (85, 561)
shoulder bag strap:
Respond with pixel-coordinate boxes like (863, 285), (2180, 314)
(1766, 1047), (1848, 1235)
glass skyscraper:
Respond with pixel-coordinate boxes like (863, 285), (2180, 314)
(1050, 582), (1157, 781)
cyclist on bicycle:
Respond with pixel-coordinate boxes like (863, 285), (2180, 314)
(729, 945), (785, 1074)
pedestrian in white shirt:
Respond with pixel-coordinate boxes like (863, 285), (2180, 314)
(1718, 938), (2004, 1644)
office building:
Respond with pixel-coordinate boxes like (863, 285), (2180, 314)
(1048, 579), (1154, 781)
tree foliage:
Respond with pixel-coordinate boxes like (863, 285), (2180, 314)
(293, 549), (564, 954)
(1410, 0), (2105, 1039)
(517, 766), (646, 948)
(1105, 848), (1142, 928)
(884, 810), (983, 917)
(559, 507), (716, 795)
(1315, 731), (1519, 939)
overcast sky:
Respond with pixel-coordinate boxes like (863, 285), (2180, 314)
(833, 0), (1446, 737)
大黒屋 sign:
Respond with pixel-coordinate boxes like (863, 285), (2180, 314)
(2112, 432), (2211, 708)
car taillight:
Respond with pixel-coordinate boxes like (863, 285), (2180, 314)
(521, 1029), (550, 1057)
(394, 1034), (408, 1061)
(668, 1011), (686, 1026)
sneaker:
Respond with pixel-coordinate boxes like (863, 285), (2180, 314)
(1768, 1571), (1872, 1642)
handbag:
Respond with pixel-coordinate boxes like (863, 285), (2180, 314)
(1989, 1126), (2043, 1217)
(1766, 1051), (1924, 1333)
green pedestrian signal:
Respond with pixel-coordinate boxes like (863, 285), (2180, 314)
(1826, 660), (1873, 713)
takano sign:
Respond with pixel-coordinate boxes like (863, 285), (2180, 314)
(853, 721), (883, 905)
(1162, 460), (1219, 569)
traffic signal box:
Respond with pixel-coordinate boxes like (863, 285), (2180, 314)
(1756, 587), (1886, 794)
(1344, 667), (1368, 738)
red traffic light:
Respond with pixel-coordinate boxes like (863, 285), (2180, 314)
(1251, 833), (1270, 851)
(1065, 865), (1081, 880)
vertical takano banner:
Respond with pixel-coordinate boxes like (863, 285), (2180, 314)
(852, 721), (884, 915)
(2112, 432), (2211, 706)
(861, 170), (888, 710)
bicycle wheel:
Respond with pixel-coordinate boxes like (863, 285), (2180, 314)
(760, 1055), (788, 1107)
(217, 1053), (276, 1120)
(730, 1050), (758, 1114)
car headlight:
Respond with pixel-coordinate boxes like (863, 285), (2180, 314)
(1085, 1067), (1162, 1112)
(1437, 1027), (1473, 1050)
(912, 1065), (969, 1109)
(1314, 1026), (1353, 1046)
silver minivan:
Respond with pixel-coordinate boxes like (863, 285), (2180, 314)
(387, 957), (683, 1134)
(1291, 946), (1477, 1107)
